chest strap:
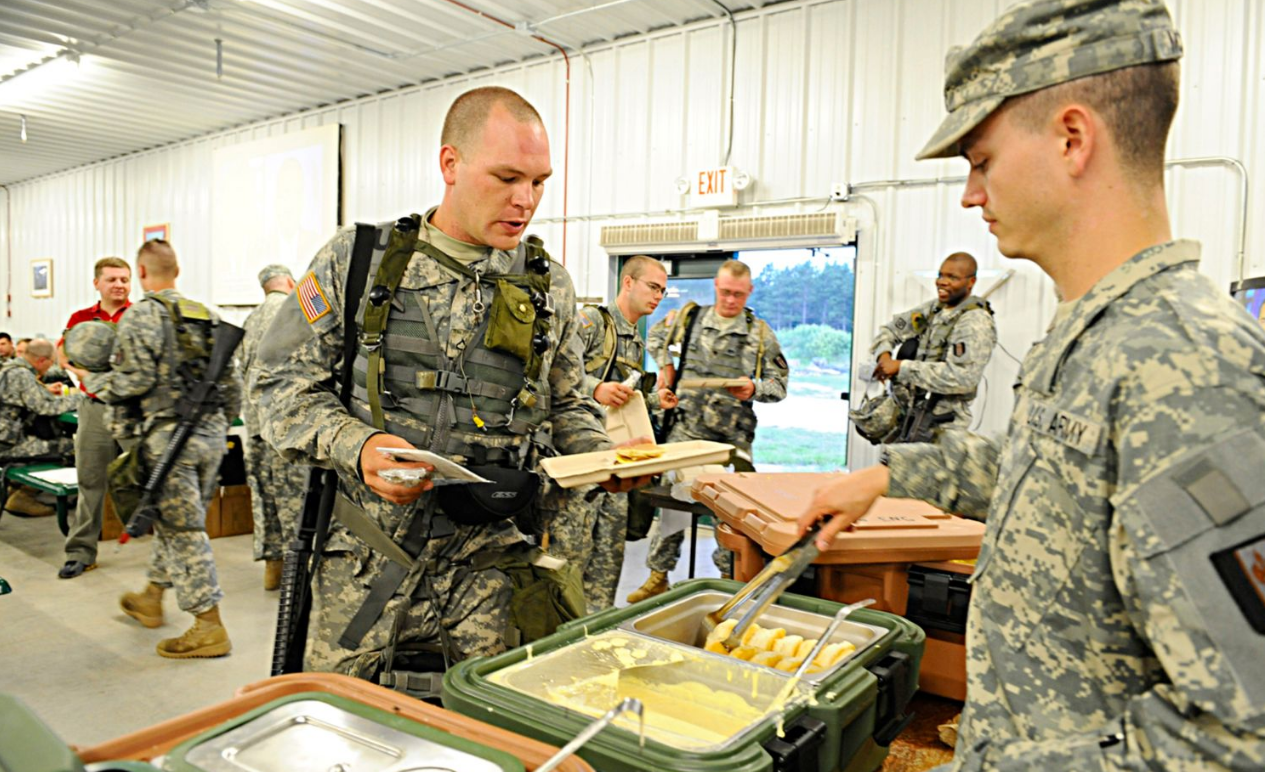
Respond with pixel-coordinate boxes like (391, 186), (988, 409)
(364, 218), (422, 430)
(336, 492), (450, 651)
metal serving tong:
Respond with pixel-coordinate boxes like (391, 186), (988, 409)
(537, 697), (645, 772)
(702, 524), (822, 650)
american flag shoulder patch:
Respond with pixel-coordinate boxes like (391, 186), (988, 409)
(297, 271), (331, 324)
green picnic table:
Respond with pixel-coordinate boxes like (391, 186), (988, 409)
(3, 463), (76, 535)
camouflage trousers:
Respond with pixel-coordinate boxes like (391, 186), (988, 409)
(644, 518), (734, 577)
(244, 435), (307, 561)
(304, 514), (519, 678)
(0, 434), (74, 462)
(545, 486), (627, 614)
(142, 427), (226, 615)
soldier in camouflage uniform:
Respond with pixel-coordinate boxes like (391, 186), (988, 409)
(864, 252), (996, 442)
(252, 87), (629, 685)
(76, 240), (242, 659)
(0, 338), (81, 463)
(240, 264), (308, 591)
(547, 255), (678, 613)
(801, 2), (1265, 769)
(0, 338), (81, 517)
(628, 260), (789, 601)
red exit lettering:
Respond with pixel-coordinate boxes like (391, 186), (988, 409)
(697, 168), (728, 195)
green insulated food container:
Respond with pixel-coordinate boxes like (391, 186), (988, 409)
(444, 578), (924, 772)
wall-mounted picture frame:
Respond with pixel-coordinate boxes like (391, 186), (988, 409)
(143, 223), (169, 242)
(31, 258), (53, 298)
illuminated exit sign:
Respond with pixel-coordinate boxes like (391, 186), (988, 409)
(690, 165), (739, 208)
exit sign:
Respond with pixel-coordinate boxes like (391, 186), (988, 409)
(690, 165), (739, 208)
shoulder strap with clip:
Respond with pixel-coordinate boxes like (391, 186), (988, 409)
(362, 216), (423, 430)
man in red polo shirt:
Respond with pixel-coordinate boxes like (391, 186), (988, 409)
(58, 256), (133, 579)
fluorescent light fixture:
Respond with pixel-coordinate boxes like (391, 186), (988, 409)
(0, 52), (82, 109)
(19, 114), (27, 143)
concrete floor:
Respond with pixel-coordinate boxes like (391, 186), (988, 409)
(0, 510), (721, 749)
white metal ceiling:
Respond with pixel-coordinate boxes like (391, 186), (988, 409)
(0, 0), (766, 185)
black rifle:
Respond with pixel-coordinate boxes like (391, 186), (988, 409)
(272, 223), (376, 676)
(119, 321), (245, 543)
(897, 388), (954, 444)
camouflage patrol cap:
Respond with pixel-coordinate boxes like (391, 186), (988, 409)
(257, 264), (293, 287)
(917, 0), (1183, 160)
(63, 320), (117, 373)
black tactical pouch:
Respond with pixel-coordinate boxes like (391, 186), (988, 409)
(436, 465), (540, 526)
(626, 489), (656, 541)
(484, 280), (536, 362)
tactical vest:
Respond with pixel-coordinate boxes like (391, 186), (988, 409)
(148, 293), (221, 415)
(667, 302), (766, 381)
(900, 296), (993, 403)
(349, 216), (556, 468)
(582, 304), (646, 384)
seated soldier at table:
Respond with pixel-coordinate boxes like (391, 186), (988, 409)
(0, 338), (82, 516)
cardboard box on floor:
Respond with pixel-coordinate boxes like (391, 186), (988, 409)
(101, 485), (253, 541)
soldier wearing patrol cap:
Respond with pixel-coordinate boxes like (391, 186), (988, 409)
(239, 263), (308, 590)
(801, 1), (1265, 769)
(251, 86), (642, 688)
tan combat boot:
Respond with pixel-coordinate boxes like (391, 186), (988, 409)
(120, 583), (165, 628)
(5, 486), (54, 517)
(157, 605), (232, 659)
(263, 559), (283, 591)
(626, 570), (669, 603)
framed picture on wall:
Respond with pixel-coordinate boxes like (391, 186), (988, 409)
(31, 259), (53, 298)
(143, 223), (169, 242)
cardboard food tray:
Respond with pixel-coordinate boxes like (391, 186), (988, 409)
(692, 472), (985, 564)
(540, 440), (733, 488)
(604, 389), (654, 446)
(676, 377), (748, 389)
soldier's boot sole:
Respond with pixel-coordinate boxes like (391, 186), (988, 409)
(120, 592), (164, 629)
(157, 623), (231, 659)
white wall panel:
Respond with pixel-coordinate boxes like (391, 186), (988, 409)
(2, 0), (1261, 470)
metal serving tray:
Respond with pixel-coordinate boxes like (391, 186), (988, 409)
(619, 590), (888, 684)
(486, 629), (810, 754)
(177, 698), (510, 772)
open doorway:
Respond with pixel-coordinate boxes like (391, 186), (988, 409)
(636, 245), (857, 471)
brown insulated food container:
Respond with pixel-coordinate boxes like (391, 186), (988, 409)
(76, 672), (595, 772)
(694, 472), (984, 700)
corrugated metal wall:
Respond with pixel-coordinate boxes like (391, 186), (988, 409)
(1, 0), (1260, 469)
